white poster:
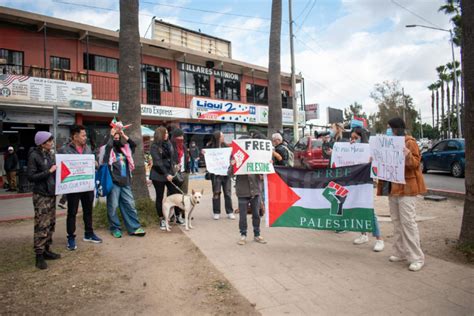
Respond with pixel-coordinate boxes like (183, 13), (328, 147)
(330, 143), (371, 168)
(55, 154), (96, 195)
(231, 139), (275, 175)
(369, 135), (406, 184)
(203, 148), (232, 176)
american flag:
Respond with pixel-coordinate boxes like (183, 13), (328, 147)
(0, 74), (29, 86)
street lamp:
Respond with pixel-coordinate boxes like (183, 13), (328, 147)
(406, 24), (462, 138)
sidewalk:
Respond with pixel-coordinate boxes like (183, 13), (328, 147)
(179, 182), (474, 315)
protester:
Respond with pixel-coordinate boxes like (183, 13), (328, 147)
(60, 125), (102, 250)
(206, 131), (234, 220)
(4, 146), (19, 192)
(99, 125), (146, 238)
(150, 126), (180, 230)
(189, 141), (200, 174)
(271, 133), (289, 166)
(377, 117), (426, 271)
(169, 128), (189, 225)
(27, 132), (60, 269)
(349, 127), (384, 252)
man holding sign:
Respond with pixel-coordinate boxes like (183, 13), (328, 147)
(374, 118), (426, 272)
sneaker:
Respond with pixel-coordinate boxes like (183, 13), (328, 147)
(176, 216), (185, 225)
(213, 214), (220, 220)
(111, 230), (122, 238)
(227, 213), (236, 220)
(353, 234), (369, 245)
(83, 233), (103, 244)
(237, 235), (246, 245)
(159, 219), (166, 231)
(67, 236), (77, 251)
(389, 255), (406, 262)
(409, 261), (424, 272)
(58, 203), (66, 209)
(373, 240), (385, 252)
(130, 228), (146, 236)
(254, 236), (267, 244)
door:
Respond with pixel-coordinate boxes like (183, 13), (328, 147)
(441, 140), (460, 171)
(146, 71), (160, 105)
(428, 141), (447, 170)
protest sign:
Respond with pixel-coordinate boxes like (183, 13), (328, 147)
(369, 135), (406, 184)
(231, 139), (275, 175)
(55, 154), (96, 195)
(203, 148), (232, 176)
(330, 143), (371, 167)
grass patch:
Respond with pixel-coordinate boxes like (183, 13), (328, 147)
(93, 198), (158, 229)
(457, 242), (474, 263)
(0, 240), (33, 274)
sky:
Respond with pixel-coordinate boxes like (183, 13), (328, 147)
(0, 0), (458, 126)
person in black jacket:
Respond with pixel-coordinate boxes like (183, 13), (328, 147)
(150, 126), (180, 230)
(27, 131), (61, 270)
(4, 146), (19, 191)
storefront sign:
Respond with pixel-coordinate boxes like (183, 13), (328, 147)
(178, 62), (239, 80)
(191, 97), (258, 124)
(258, 107), (305, 126)
(305, 103), (320, 120)
(92, 100), (190, 119)
(0, 74), (92, 108)
(55, 154), (96, 195)
(179, 123), (215, 134)
(0, 108), (75, 125)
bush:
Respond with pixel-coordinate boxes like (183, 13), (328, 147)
(93, 198), (157, 230)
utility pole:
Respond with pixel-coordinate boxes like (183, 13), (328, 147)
(419, 108), (423, 139)
(289, 0), (298, 143)
(402, 88), (406, 123)
(450, 30), (462, 138)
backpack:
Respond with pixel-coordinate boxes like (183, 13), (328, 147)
(95, 164), (113, 198)
(284, 145), (294, 167)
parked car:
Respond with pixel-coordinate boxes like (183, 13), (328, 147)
(421, 139), (465, 178)
(293, 136), (330, 169)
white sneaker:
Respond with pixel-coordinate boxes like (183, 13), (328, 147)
(409, 261), (424, 272)
(159, 219), (166, 231)
(373, 240), (385, 252)
(389, 255), (406, 262)
(227, 213), (236, 220)
(237, 235), (246, 245)
(353, 234), (369, 245)
(213, 214), (220, 220)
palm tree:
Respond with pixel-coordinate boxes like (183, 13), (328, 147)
(436, 65), (447, 138)
(447, 61), (462, 137)
(267, 0), (283, 138)
(428, 83), (437, 128)
(119, 0), (148, 198)
(439, 0), (462, 46)
(442, 71), (452, 138)
(435, 81), (440, 133)
(459, 0), (473, 247)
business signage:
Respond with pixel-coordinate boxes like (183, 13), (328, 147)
(191, 97), (258, 124)
(91, 100), (190, 119)
(327, 107), (344, 124)
(178, 62), (240, 81)
(305, 103), (320, 120)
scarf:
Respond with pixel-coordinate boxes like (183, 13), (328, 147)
(108, 143), (135, 172)
(175, 138), (184, 163)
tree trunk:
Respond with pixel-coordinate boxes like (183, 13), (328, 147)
(441, 82), (446, 138)
(431, 90), (435, 128)
(447, 83), (451, 138)
(452, 79), (456, 136)
(267, 0), (283, 138)
(436, 89), (440, 132)
(119, 0), (149, 199)
(460, 0), (474, 245)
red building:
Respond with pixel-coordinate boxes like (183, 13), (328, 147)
(0, 6), (304, 152)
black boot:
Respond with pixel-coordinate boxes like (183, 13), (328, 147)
(44, 247), (61, 260)
(35, 254), (48, 270)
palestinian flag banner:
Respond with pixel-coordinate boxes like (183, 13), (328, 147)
(264, 163), (375, 232)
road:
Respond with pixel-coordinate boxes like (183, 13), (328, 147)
(423, 171), (465, 193)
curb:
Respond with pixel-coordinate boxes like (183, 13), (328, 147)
(425, 188), (465, 200)
(0, 192), (33, 200)
(0, 211), (67, 223)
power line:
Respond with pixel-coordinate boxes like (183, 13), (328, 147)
(294, 0), (312, 20)
(296, 0), (317, 33)
(390, 0), (442, 29)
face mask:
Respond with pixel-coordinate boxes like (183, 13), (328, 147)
(386, 128), (393, 136)
(329, 130), (336, 137)
(113, 140), (122, 147)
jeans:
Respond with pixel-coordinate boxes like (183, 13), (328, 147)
(238, 195), (261, 237)
(152, 180), (180, 218)
(211, 175), (233, 214)
(107, 184), (141, 233)
(372, 214), (381, 238)
(190, 158), (199, 173)
(67, 191), (94, 238)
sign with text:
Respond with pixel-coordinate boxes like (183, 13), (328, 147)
(191, 97), (258, 124)
(92, 100), (190, 118)
(231, 139), (275, 175)
(330, 143), (371, 168)
(369, 135), (406, 184)
(203, 148), (232, 176)
(55, 154), (96, 195)
(305, 103), (320, 120)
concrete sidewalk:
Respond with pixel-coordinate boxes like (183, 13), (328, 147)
(178, 190), (474, 315)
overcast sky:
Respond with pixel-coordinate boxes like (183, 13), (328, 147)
(0, 0), (457, 126)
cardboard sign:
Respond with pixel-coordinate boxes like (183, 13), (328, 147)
(203, 148), (232, 176)
(330, 143), (371, 167)
(369, 135), (406, 184)
(55, 154), (96, 195)
(231, 139), (275, 175)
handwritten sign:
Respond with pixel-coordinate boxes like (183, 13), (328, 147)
(231, 139), (275, 175)
(55, 154), (96, 195)
(330, 143), (371, 167)
(369, 135), (405, 184)
(203, 148), (232, 176)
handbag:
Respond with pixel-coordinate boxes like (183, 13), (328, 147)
(172, 171), (185, 187)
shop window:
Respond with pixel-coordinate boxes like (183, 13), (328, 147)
(246, 83), (268, 105)
(141, 65), (172, 91)
(83, 54), (118, 73)
(50, 56), (70, 70)
(282, 90), (292, 109)
(179, 71), (210, 97)
(0, 48), (24, 74)
(215, 77), (240, 101)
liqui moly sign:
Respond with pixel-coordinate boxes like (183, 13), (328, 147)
(191, 97), (257, 124)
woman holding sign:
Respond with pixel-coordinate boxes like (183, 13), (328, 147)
(376, 118), (426, 272)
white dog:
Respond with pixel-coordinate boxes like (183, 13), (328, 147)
(162, 189), (203, 231)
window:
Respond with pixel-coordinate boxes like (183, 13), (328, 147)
(446, 141), (459, 151)
(179, 71), (210, 97)
(432, 141), (447, 152)
(50, 56), (70, 70)
(246, 83), (268, 105)
(0, 48), (24, 74)
(311, 139), (323, 149)
(295, 137), (308, 151)
(282, 90), (291, 109)
(215, 77), (240, 101)
(141, 65), (172, 91)
(83, 54), (118, 73)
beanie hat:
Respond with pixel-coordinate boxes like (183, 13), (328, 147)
(34, 131), (53, 146)
(388, 117), (406, 129)
(7, 146), (13, 151)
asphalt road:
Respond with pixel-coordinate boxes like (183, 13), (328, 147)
(423, 171), (466, 193)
